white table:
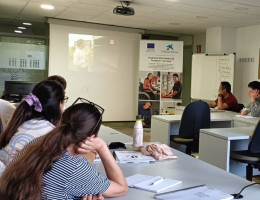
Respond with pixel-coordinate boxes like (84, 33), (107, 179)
(234, 116), (260, 127)
(93, 140), (260, 199)
(99, 125), (133, 144)
(199, 127), (260, 177)
(151, 112), (237, 146)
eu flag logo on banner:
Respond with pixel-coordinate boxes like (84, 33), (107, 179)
(147, 43), (155, 49)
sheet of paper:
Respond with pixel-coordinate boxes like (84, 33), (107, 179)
(115, 151), (156, 163)
(134, 176), (182, 193)
(126, 174), (154, 187)
(210, 108), (225, 112)
(155, 185), (233, 200)
(235, 115), (255, 119)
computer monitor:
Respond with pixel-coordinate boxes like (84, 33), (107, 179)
(3, 81), (37, 102)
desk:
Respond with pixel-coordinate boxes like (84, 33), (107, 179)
(199, 127), (260, 177)
(151, 112), (237, 145)
(93, 142), (260, 199)
(234, 116), (260, 127)
(99, 125), (133, 144)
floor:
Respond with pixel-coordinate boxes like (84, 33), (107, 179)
(103, 122), (260, 183)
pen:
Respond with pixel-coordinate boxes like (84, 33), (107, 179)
(150, 178), (165, 186)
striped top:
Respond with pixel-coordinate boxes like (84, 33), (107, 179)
(42, 151), (110, 199)
(0, 119), (54, 166)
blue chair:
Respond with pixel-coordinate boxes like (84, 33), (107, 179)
(171, 101), (210, 155)
(231, 121), (260, 181)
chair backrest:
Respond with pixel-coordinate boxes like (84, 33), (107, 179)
(248, 120), (260, 153)
(179, 101), (210, 139)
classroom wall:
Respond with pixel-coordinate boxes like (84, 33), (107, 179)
(193, 33), (206, 53)
(206, 27), (222, 53)
(235, 24), (260, 104)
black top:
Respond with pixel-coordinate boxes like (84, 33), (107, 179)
(172, 81), (182, 99)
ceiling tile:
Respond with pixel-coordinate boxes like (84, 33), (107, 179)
(0, 0), (27, 15)
(21, 2), (67, 17)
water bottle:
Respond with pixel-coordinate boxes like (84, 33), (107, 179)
(133, 115), (143, 151)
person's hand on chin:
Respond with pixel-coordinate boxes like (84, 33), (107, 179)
(75, 135), (107, 155)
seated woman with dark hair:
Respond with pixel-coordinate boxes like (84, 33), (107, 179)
(0, 101), (128, 199)
(0, 80), (65, 166)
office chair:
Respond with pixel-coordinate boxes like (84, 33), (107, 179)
(231, 121), (260, 181)
(171, 101), (210, 155)
(238, 103), (245, 113)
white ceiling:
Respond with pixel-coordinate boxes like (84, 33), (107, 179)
(1, 0), (260, 34)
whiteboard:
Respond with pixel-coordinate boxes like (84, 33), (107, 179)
(191, 54), (235, 101)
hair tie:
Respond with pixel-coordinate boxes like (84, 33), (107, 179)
(24, 93), (43, 112)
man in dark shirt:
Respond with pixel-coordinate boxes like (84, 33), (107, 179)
(209, 81), (239, 112)
(138, 101), (152, 128)
(168, 74), (182, 99)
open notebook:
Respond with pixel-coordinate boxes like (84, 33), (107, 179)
(114, 151), (156, 164)
(155, 185), (233, 200)
(126, 174), (182, 193)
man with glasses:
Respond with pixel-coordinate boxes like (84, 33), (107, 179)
(138, 101), (152, 128)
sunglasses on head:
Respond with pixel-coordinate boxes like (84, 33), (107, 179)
(72, 97), (105, 135)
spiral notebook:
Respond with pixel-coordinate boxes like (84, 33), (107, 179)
(126, 174), (182, 193)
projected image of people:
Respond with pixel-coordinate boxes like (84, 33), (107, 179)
(69, 34), (93, 72)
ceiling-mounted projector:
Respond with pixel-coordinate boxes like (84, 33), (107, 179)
(113, 1), (135, 16)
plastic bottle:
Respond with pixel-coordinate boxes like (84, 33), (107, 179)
(133, 115), (143, 151)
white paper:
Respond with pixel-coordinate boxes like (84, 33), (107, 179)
(210, 108), (225, 112)
(115, 151), (156, 163)
(155, 185), (233, 200)
(235, 115), (255, 119)
(134, 176), (182, 193)
(126, 174), (154, 187)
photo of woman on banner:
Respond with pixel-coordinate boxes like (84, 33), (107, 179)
(142, 72), (160, 100)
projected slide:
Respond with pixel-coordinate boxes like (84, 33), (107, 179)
(69, 34), (95, 71)
(68, 33), (117, 73)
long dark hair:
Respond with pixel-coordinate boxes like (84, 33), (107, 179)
(0, 103), (102, 200)
(0, 80), (64, 148)
(145, 73), (153, 82)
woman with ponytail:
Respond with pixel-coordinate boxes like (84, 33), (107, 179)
(0, 80), (64, 166)
(0, 100), (128, 200)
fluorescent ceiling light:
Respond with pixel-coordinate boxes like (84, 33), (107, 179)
(41, 4), (55, 10)
(18, 27), (26, 30)
(14, 30), (22, 33)
(23, 22), (32, 26)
